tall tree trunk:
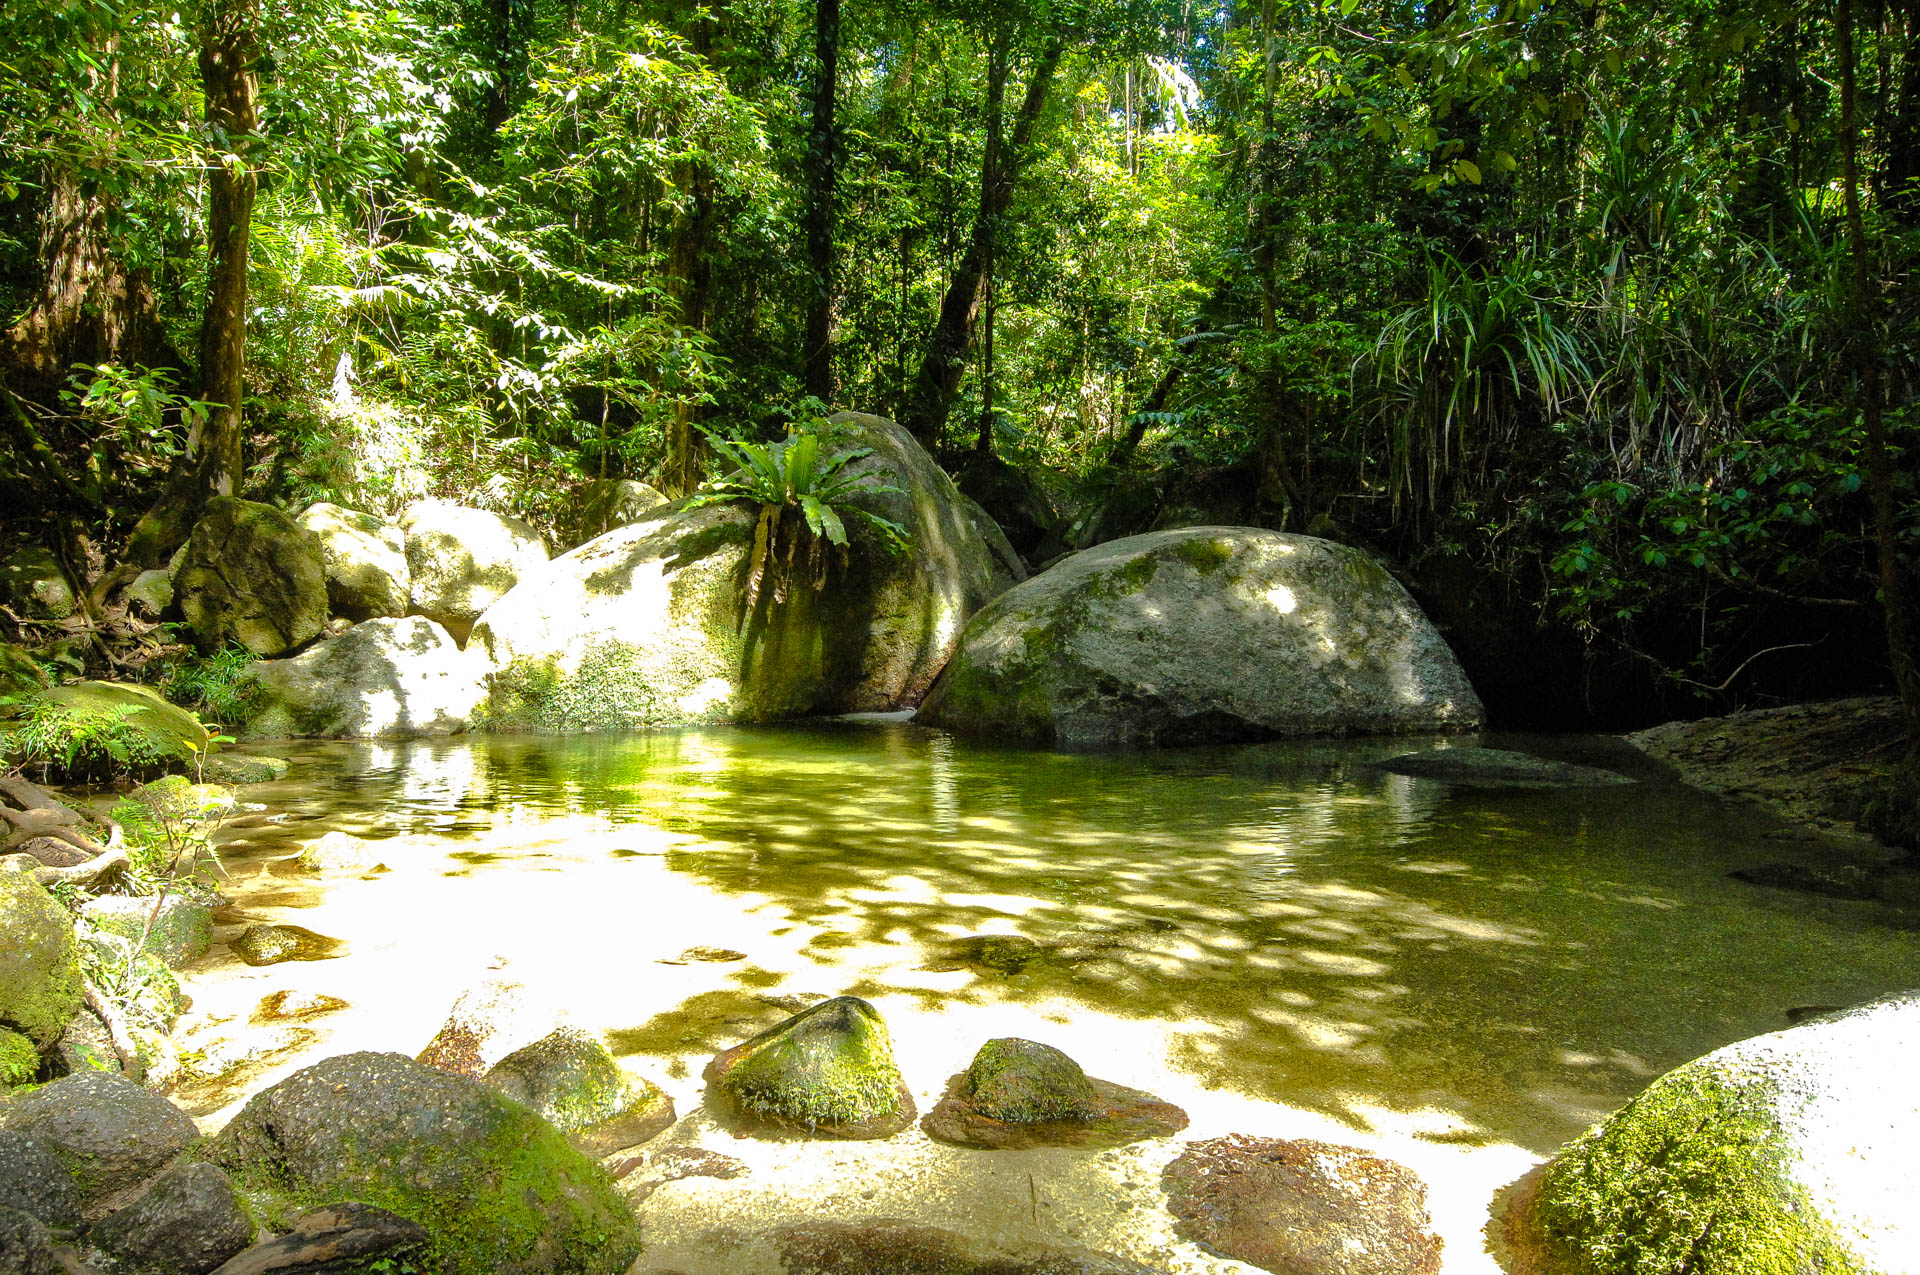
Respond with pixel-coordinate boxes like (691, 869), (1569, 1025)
(1841, 0), (1920, 734)
(124, 0), (260, 566)
(901, 32), (1065, 451)
(803, 0), (841, 405)
(659, 161), (716, 497)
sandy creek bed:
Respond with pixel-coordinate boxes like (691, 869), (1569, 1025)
(149, 722), (1920, 1273)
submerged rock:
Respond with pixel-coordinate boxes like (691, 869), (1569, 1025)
(208, 1051), (638, 1275)
(176, 496), (328, 657)
(231, 924), (342, 966)
(87, 1160), (254, 1275)
(483, 1028), (675, 1155)
(922, 1038), (1187, 1151)
(1516, 991), (1920, 1275)
(472, 412), (1015, 729)
(920, 933), (1047, 976)
(1373, 746), (1635, 789)
(0, 1071), (198, 1207)
(917, 527), (1483, 747)
(401, 500), (548, 643)
(242, 615), (490, 740)
(1728, 861), (1884, 901)
(704, 995), (915, 1139)
(771, 1219), (1156, 1275)
(297, 502), (410, 621)
(1164, 1135), (1442, 1275)
(0, 875), (84, 1054)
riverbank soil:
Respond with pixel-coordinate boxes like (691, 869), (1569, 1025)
(1627, 697), (1910, 846)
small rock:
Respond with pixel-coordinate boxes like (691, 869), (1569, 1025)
(1, 547), (76, 621)
(89, 1161), (254, 1275)
(80, 895), (214, 968)
(54, 1011), (118, 1079)
(126, 568), (174, 619)
(705, 996), (915, 1139)
(1373, 747), (1635, 789)
(772, 1219), (1156, 1274)
(0, 1207), (61, 1275)
(0, 1129), (84, 1230)
(252, 990), (349, 1022)
(920, 934), (1045, 976)
(231, 924), (343, 966)
(200, 754), (291, 786)
(658, 946), (747, 965)
(482, 1028), (675, 1156)
(416, 978), (562, 1078)
(921, 1039), (1187, 1151)
(610, 1145), (747, 1200)
(0, 1071), (198, 1207)
(207, 1202), (428, 1275)
(1728, 862), (1882, 901)
(296, 831), (385, 873)
(1163, 1135), (1442, 1275)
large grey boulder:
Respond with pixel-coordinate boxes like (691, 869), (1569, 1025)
(401, 501), (547, 643)
(1517, 992), (1920, 1274)
(241, 615), (488, 739)
(176, 497), (328, 656)
(472, 412), (1015, 729)
(297, 503), (410, 621)
(0, 1130), (83, 1229)
(917, 526), (1483, 747)
(208, 1051), (637, 1275)
(1, 547), (76, 620)
(0, 875), (84, 1058)
(0, 1071), (198, 1205)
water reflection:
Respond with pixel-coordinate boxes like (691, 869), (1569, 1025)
(220, 724), (1920, 1152)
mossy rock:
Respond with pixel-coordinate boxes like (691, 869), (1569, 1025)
(176, 496), (329, 657)
(200, 752), (291, 785)
(0, 874), (84, 1052)
(922, 1038), (1188, 1151)
(0, 1028), (37, 1088)
(0, 1071), (199, 1206)
(231, 924), (343, 966)
(1, 547), (76, 621)
(0, 644), (49, 705)
(38, 681), (213, 770)
(704, 996), (915, 1139)
(208, 1051), (638, 1275)
(1523, 993), (1919, 1273)
(483, 1028), (675, 1156)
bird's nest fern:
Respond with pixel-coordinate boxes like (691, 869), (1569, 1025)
(685, 422), (910, 613)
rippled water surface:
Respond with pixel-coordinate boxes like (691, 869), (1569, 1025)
(186, 723), (1920, 1272)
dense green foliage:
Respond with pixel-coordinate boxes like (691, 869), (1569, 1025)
(2, 0), (1916, 722)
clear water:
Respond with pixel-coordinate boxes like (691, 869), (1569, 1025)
(186, 722), (1920, 1271)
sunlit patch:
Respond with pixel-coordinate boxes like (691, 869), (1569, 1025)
(1264, 583), (1298, 613)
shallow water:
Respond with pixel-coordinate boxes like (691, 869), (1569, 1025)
(174, 723), (1920, 1272)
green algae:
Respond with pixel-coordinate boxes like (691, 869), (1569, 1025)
(0, 1026), (38, 1087)
(1535, 1067), (1866, 1275)
(707, 996), (911, 1134)
(1171, 535), (1235, 574)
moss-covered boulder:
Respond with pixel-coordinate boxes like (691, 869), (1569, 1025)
(0, 874), (84, 1057)
(297, 502), (411, 621)
(0, 644), (49, 704)
(1518, 992), (1920, 1274)
(208, 1051), (638, 1275)
(242, 615), (489, 739)
(79, 894), (214, 969)
(37, 681), (211, 769)
(472, 412), (1017, 729)
(921, 1038), (1188, 1151)
(401, 501), (548, 644)
(176, 497), (328, 657)
(917, 526), (1483, 747)
(705, 995), (915, 1139)
(483, 1028), (675, 1155)
(1, 547), (76, 621)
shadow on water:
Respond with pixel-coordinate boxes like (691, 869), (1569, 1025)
(234, 723), (1920, 1153)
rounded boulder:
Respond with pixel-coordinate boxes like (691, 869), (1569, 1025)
(918, 526), (1483, 747)
(401, 501), (548, 643)
(176, 497), (328, 657)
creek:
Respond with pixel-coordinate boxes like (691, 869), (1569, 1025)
(169, 722), (1920, 1273)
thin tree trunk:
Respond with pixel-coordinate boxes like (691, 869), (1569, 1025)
(803, 0), (841, 405)
(902, 32), (1065, 450)
(1841, 0), (1920, 734)
(659, 160), (715, 497)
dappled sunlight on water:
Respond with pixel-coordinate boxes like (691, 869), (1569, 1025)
(176, 722), (1920, 1272)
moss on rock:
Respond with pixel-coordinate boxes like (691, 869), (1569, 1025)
(1534, 1067), (1866, 1275)
(963, 1038), (1099, 1123)
(705, 996), (915, 1139)
(0, 1026), (38, 1087)
(0, 874), (84, 1051)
